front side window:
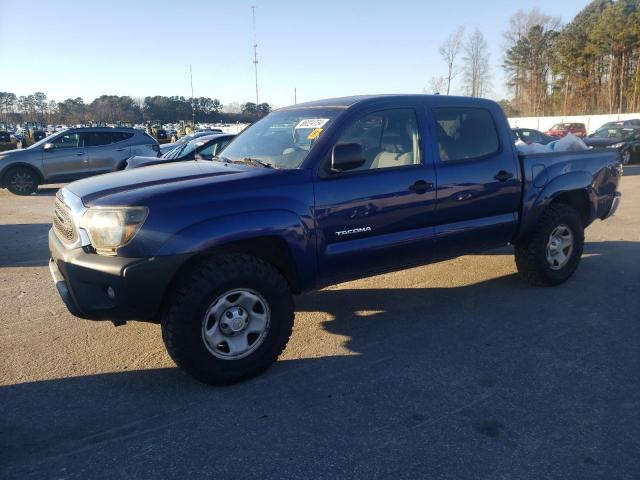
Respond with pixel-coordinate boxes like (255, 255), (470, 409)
(330, 108), (421, 172)
(434, 108), (499, 162)
(219, 108), (343, 169)
(52, 132), (81, 149)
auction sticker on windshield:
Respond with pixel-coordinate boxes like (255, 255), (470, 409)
(295, 118), (329, 129)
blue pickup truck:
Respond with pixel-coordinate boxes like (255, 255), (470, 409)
(49, 95), (622, 384)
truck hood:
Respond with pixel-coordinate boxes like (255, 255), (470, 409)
(66, 160), (245, 205)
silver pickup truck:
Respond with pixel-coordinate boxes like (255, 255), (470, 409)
(0, 127), (159, 195)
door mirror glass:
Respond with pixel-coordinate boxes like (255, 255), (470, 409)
(43, 142), (55, 151)
(331, 143), (366, 172)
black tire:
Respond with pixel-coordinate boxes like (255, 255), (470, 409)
(4, 166), (39, 195)
(515, 203), (584, 286)
(161, 254), (294, 385)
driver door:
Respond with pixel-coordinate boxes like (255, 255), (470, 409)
(313, 106), (437, 284)
(42, 132), (88, 182)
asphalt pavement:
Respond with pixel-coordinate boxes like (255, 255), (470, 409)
(1, 168), (639, 479)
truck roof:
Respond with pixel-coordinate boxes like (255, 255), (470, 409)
(279, 94), (499, 111)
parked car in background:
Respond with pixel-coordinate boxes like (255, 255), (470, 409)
(512, 128), (558, 145)
(49, 94), (621, 385)
(584, 126), (640, 164)
(0, 127), (160, 195)
(597, 119), (640, 130)
(126, 133), (235, 169)
(545, 123), (587, 139)
(159, 130), (224, 154)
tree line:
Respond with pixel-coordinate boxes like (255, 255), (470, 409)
(431, 0), (640, 117)
(0, 92), (272, 124)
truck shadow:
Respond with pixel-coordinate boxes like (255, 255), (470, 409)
(0, 224), (51, 267)
(1, 241), (639, 477)
(622, 164), (640, 176)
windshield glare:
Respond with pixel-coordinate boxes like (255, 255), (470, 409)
(219, 108), (343, 169)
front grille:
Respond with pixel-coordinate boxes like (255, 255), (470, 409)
(53, 192), (77, 244)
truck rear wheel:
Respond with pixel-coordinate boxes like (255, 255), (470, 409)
(161, 254), (294, 385)
(515, 203), (584, 286)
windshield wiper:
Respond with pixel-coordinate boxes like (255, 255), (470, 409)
(221, 157), (273, 169)
(242, 157), (273, 168)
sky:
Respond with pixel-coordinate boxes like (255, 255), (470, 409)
(0, 0), (589, 109)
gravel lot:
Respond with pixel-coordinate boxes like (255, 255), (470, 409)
(1, 168), (639, 479)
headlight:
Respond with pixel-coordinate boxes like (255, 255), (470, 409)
(608, 142), (625, 149)
(79, 207), (148, 255)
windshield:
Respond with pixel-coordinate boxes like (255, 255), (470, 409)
(218, 108), (343, 169)
(592, 128), (629, 140)
(164, 137), (202, 159)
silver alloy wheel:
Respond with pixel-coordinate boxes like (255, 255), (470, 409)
(201, 288), (271, 360)
(545, 224), (574, 270)
(11, 171), (34, 193)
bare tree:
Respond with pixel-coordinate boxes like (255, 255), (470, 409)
(463, 29), (491, 97)
(438, 26), (465, 95)
(503, 8), (560, 108)
(504, 8), (560, 48)
(425, 76), (448, 94)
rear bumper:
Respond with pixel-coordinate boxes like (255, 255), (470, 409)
(48, 229), (190, 322)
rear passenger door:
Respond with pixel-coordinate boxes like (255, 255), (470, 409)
(85, 131), (132, 174)
(430, 106), (520, 253)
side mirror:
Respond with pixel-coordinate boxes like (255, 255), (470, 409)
(331, 143), (365, 173)
(43, 142), (55, 151)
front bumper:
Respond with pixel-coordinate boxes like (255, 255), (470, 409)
(599, 192), (621, 220)
(49, 229), (190, 322)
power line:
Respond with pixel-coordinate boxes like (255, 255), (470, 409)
(251, 6), (259, 107)
(189, 64), (195, 125)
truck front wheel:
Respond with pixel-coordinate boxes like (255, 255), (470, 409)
(515, 204), (585, 286)
(161, 254), (294, 385)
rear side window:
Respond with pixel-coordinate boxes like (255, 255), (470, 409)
(434, 108), (499, 162)
(84, 132), (112, 147)
(111, 132), (134, 143)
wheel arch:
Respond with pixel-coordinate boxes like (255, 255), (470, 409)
(0, 162), (44, 187)
(517, 171), (595, 241)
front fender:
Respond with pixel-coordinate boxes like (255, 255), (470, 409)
(155, 209), (317, 290)
(518, 170), (595, 241)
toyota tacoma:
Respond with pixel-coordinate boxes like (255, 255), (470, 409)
(49, 95), (622, 385)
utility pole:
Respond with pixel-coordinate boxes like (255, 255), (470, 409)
(190, 64), (195, 126)
(251, 6), (259, 108)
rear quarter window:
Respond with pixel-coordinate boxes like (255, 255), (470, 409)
(433, 107), (500, 162)
(111, 132), (134, 143)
